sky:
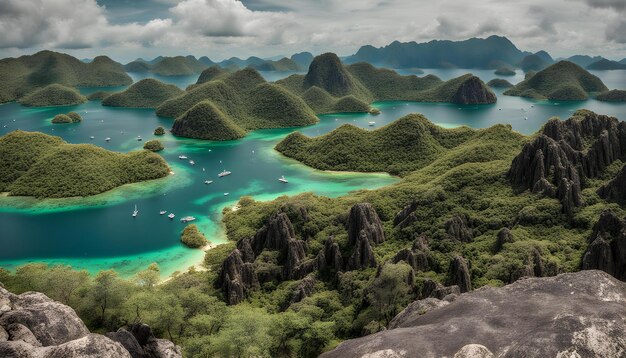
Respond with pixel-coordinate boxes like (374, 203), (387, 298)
(0, 0), (624, 63)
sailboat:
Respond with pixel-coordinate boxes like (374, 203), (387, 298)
(279, 175), (288, 183)
(132, 205), (139, 217)
(219, 170), (231, 177)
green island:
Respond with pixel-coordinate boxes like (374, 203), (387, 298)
(487, 78), (514, 88)
(156, 68), (318, 139)
(143, 139), (164, 152)
(0, 50), (131, 103)
(275, 113), (479, 175)
(102, 78), (183, 108)
(180, 224), (209, 248)
(51, 112), (82, 124)
(0, 131), (170, 198)
(154, 126), (166, 135)
(171, 101), (247, 140)
(597, 89), (626, 102)
(494, 67), (515, 76)
(586, 58), (626, 70)
(504, 61), (608, 100)
(18, 84), (87, 107)
(87, 91), (113, 101)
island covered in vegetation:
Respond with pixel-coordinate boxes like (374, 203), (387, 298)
(504, 61), (608, 100)
(18, 84), (87, 107)
(102, 78), (183, 108)
(597, 89), (626, 102)
(0, 50), (131, 103)
(51, 112), (82, 124)
(0, 131), (170, 198)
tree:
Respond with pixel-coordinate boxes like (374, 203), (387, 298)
(46, 265), (89, 306)
(134, 263), (161, 288)
(91, 270), (124, 323)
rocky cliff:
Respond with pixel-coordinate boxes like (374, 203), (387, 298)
(582, 210), (626, 281)
(217, 203), (386, 305)
(0, 287), (181, 358)
(322, 270), (626, 358)
(508, 110), (626, 214)
(451, 75), (497, 105)
(597, 163), (626, 204)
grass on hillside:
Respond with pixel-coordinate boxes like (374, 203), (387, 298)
(102, 79), (183, 108)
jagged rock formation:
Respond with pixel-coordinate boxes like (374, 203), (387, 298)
(346, 203), (385, 270)
(0, 287), (180, 357)
(216, 249), (259, 305)
(288, 275), (316, 306)
(321, 271), (626, 358)
(420, 279), (460, 300)
(598, 163), (626, 204)
(303, 53), (361, 97)
(391, 236), (433, 272)
(387, 298), (450, 329)
(493, 227), (514, 252)
(582, 211), (626, 281)
(508, 248), (561, 283)
(445, 214), (473, 242)
(508, 110), (626, 214)
(393, 202), (419, 229)
(217, 203), (386, 304)
(451, 75), (497, 105)
(446, 256), (472, 293)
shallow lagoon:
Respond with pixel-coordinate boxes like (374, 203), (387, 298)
(0, 69), (624, 278)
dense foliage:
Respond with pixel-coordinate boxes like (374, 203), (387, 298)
(154, 126), (166, 135)
(487, 79), (514, 88)
(157, 68), (318, 137)
(276, 113), (479, 175)
(597, 90), (626, 102)
(18, 84), (87, 107)
(102, 79), (183, 108)
(125, 56), (208, 76)
(180, 224), (209, 248)
(87, 91), (113, 101)
(0, 50), (131, 103)
(504, 61), (608, 100)
(494, 67), (515, 76)
(171, 101), (246, 141)
(52, 111), (82, 124)
(143, 139), (164, 152)
(0, 131), (169, 198)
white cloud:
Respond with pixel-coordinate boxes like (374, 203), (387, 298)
(0, 0), (624, 61)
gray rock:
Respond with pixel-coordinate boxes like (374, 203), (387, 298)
(0, 340), (35, 358)
(582, 210), (626, 280)
(445, 215), (473, 242)
(0, 325), (8, 342)
(7, 323), (41, 347)
(289, 275), (316, 306)
(451, 76), (497, 105)
(447, 256), (472, 293)
(493, 227), (513, 252)
(453, 344), (494, 358)
(598, 163), (626, 204)
(216, 249), (259, 305)
(143, 338), (182, 358)
(106, 328), (145, 358)
(0, 291), (89, 346)
(348, 230), (377, 270)
(391, 236), (433, 272)
(318, 236), (343, 273)
(388, 298), (449, 329)
(322, 271), (626, 358)
(39, 334), (131, 358)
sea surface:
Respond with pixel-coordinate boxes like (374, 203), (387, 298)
(0, 69), (624, 278)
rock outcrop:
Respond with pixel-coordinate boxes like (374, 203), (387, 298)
(0, 287), (181, 358)
(321, 271), (626, 358)
(107, 324), (181, 358)
(445, 214), (473, 242)
(347, 231), (377, 270)
(446, 256), (472, 293)
(451, 75), (497, 105)
(393, 202), (419, 229)
(347, 203), (385, 246)
(493, 227), (514, 252)
(216, 249), (259, 305)
(391, 236), (433, 272)
(318, 237), (343, 274)
(303, 53), (360, 97)
(582, 210), (626, 281)
(597, 163), (626, 204)
(508, 110), (626, 214)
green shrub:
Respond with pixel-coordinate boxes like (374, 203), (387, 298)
(180, 224), (209, 248)
(143, 139), (164, 152)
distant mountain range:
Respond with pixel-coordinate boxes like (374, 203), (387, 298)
(124, 52), (314, 76)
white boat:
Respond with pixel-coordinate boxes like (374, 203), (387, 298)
(160, 210), (167, 215)
(132, 205), (139, 217)
(90, 136), (95, 139)
(180, 216), (196, 223)
(189, 160), (195, 165)
(224, 193), (229, 196)
(137, 136), (142, 141)
(368, 121), (376, 126)
(178, 155), (188, 160)
(168, 213), (175, 219)
(279, 175), (288, 183)
(202, 168), (205, 172)
(204, 180), (213, 184)
(105, 137), (111, 142)
(218, 170), (231, 177)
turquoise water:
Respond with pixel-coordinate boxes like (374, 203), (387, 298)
(0, 69), (624, 278)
